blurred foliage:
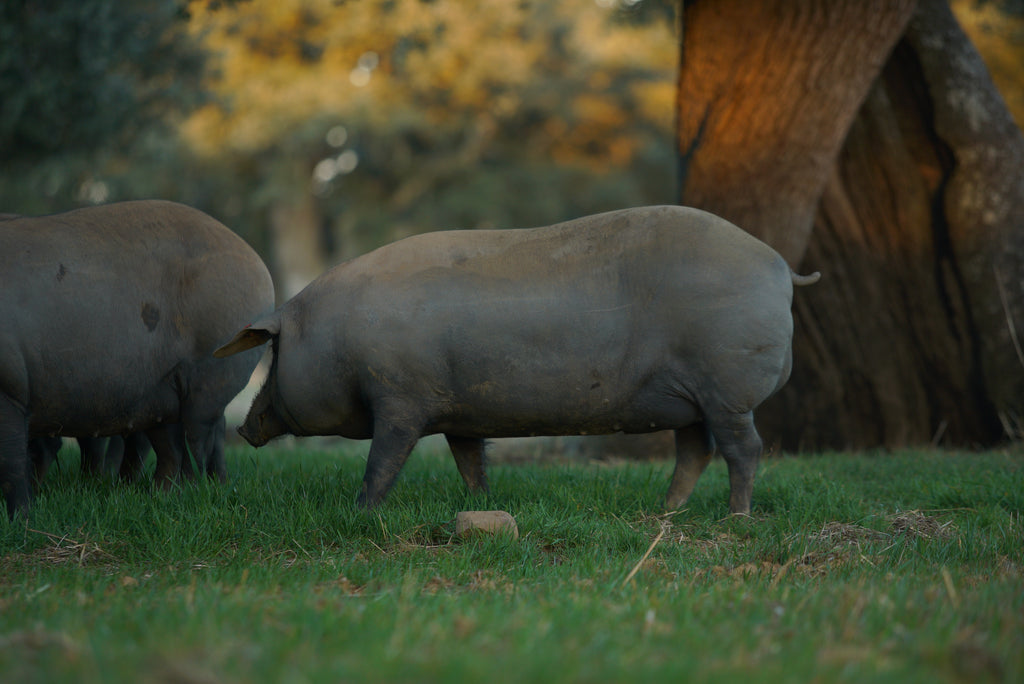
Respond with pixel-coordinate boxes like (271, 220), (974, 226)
(0, 0), (208, 212)
(0, 0), (206, 161)
(953, 0), (1024, 129)
(0, 0), (677, 265)
(179, 0), (678, 260)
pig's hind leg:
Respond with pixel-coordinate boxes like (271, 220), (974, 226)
(704, 409), (762, 516)
(665, 422), (715, 511)
(445, 434), (489, 493)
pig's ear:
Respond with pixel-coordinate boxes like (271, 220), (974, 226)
(214, 316), (281, 358)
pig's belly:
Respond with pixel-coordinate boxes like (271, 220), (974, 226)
(28, 379), (179, 437)
(428, 384), (702, 439)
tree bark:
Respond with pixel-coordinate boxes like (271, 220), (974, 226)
(677, 0), (917, 263)
(268, 162), (328, 301)
(678, 0), (1024, 449)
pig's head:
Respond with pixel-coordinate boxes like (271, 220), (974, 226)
(214, 316), (288, 447)
(236, 359), (291, 446)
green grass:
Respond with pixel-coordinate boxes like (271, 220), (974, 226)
(1, 443), (1021, 683)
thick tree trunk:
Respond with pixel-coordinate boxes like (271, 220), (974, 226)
(268, 163), (327, 301)
(677, 0), (917, 263)
(678, 0), (1024, 449)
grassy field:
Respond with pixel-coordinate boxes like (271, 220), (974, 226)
(1, 441), (1021, 683)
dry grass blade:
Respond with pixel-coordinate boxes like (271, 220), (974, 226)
(621, 519), (669, 587)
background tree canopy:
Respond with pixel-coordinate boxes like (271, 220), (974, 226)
(0, 0), (205, 162)
(0, 0), (679, 297)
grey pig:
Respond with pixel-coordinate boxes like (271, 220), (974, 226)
(216, 205), (818, 514)
(1, 200), (274, 518)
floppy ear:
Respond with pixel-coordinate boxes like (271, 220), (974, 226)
(214, 316), (281, 358)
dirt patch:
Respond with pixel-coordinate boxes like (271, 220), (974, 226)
(675, 520), (879, 584)
(689, 556), (847, 583)
(411, 570), (511, 595)
(2, 528), (119, 569)
(950, 627), (1006, 681)
(887, 511), (956, 540)
(318, 576), (366, 597)
(799, 547), (871, 575)
(774, 522), (889, 578)
(0, 628), (81, 657)
(143, 656), (222, 684)
(811, 521), (889, 546)
(0, 628), (84, 680)
(421, 575), (457, 594)
(671, 526), (746, 552)
(808, 512), (958, 548)
(376, 522), (456, 552)
(688, 549), (871, 584)
(464, 569), (506, 592)
(996, 555), (1022, 579)
(699, 561), (782, 581)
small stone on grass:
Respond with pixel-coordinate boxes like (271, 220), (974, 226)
(455, 510), (519, 540)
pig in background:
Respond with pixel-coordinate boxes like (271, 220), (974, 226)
(1, 200), (274, 519)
